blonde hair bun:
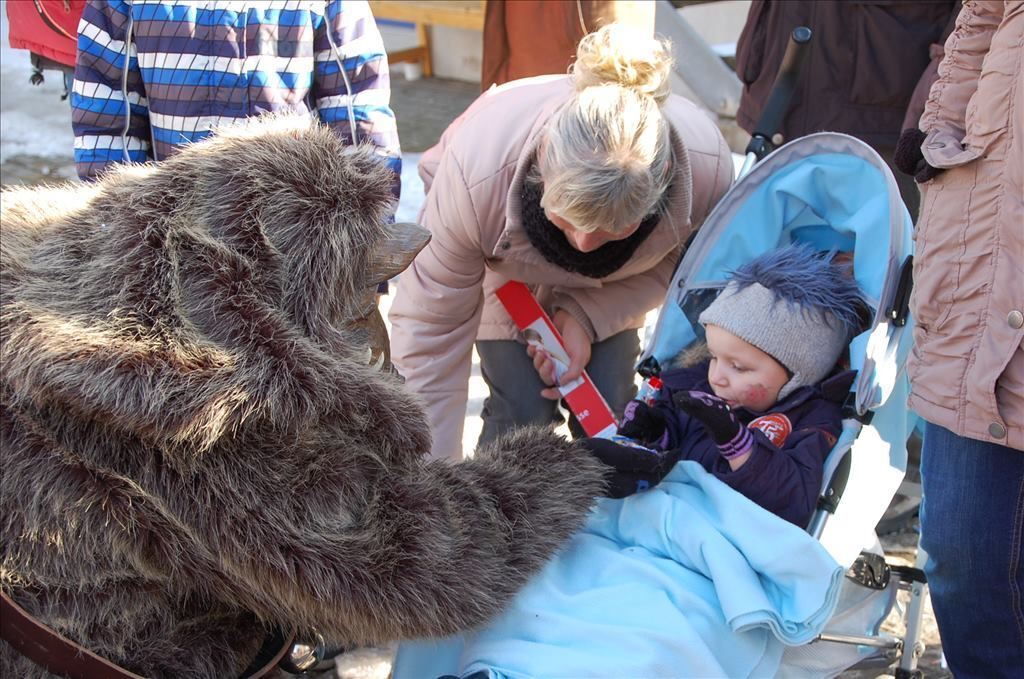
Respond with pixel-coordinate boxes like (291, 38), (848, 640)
(571, 23), (673, 105)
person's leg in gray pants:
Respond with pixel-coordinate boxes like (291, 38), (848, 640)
(475, 329), (640, 448)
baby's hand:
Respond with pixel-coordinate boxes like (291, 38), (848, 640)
(618, 400), (669, 449)
(673, 391), (752, 460)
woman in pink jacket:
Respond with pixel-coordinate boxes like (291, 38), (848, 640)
(389, 25), (733, 460)
(895, 1), (1023, 675)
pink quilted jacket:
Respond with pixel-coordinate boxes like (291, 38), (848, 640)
(908, 0), (1023, 450)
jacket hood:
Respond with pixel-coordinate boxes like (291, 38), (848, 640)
(1, 115), (406, 453)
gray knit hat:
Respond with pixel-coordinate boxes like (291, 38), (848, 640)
(697, 245), (866, 400)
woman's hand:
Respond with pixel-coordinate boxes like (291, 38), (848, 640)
(526, 310), (593, 401)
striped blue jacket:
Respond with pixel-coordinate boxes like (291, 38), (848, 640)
(71, 0), (401, 195)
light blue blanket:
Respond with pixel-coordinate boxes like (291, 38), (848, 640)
(393, 461), (843, 678)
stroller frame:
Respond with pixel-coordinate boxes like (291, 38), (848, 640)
(638, 131), (930, 679)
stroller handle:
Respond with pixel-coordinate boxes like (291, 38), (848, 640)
(744, 26), (813, 164)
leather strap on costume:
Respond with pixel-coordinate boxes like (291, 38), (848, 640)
(0, 589), (143, 679)
(1, 589), (292, 679)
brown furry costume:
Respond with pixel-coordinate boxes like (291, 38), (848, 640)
(0, 117), (607, 678)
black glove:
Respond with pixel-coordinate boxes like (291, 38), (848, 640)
(672, 391), (752, 460)
(894, 128), (943, 184)
(618, 399), (669, 447)
(580, 437), (682, 499)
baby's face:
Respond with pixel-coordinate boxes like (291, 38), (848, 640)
(704, 325), (789, 412)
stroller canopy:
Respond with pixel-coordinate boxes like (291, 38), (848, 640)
(645, 132), (914, 411)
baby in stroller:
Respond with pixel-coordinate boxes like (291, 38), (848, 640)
(393, 244), (866, 679)
(589, 243), (867, 528)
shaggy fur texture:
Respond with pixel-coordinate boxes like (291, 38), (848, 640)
(0, 117), (607, 678)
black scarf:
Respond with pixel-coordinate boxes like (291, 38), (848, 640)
(519, 178), (661, 279)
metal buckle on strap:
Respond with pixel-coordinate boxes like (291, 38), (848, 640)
(841, 391), (874, 425)
(886, 255), (914, 328)
(636, 355), (661, 379)
(846, 551), (891, 590)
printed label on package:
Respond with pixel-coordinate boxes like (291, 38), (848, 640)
(496, 281), (617, 438)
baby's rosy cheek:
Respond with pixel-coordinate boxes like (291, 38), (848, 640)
(743, 384), (769, 404)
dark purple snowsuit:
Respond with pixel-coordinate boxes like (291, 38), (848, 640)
(641, 360), (854, 527)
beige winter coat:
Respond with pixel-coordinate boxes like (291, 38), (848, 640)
(390, 76), (733, 459)
(908, 0), (1023, 450)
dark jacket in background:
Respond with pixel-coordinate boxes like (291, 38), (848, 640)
(735, 0), (961, 148)
(652, 361), (854, 528)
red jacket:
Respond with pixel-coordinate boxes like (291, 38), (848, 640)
(6, 0), (85, 68)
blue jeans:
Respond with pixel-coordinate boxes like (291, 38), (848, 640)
(919, 421), (1024, 678)
(475, 329), (640, 447)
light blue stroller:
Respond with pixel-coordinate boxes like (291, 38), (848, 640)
(638, 130), (928, 678)
(392, 131), (928, 679)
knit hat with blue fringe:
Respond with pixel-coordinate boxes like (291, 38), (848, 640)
(698, 244), (866, 400)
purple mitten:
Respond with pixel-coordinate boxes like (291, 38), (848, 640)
(673, 390), (752, 460)
(619, 399), (670, 449)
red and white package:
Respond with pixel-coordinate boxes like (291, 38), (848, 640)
(495, 281), (617, 438)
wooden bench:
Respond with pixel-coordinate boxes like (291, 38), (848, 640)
(369, 0), (485, 77)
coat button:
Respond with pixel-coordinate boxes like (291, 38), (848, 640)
(989, 422), (1007, 439)
(1009, 310), (1024, 329)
